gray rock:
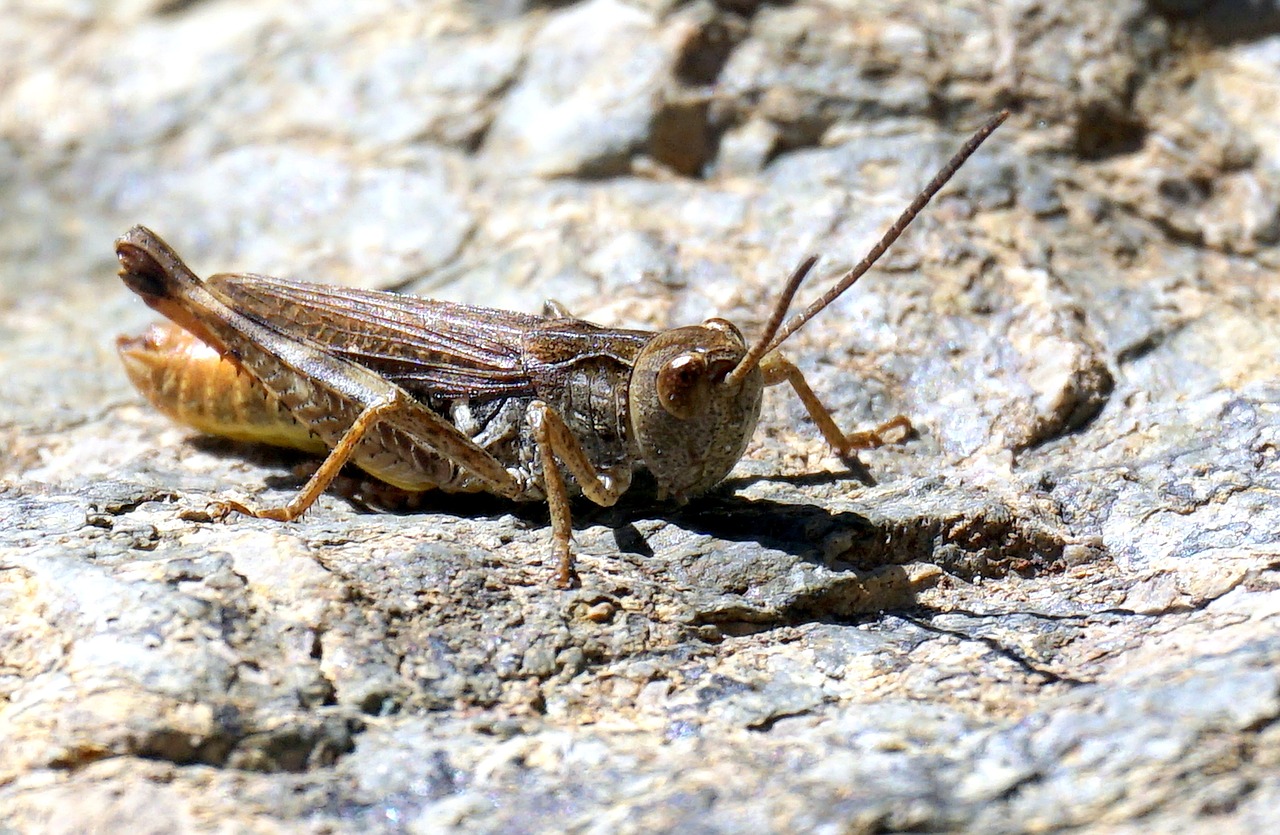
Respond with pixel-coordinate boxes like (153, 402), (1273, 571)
(482, 0), (677, 177)
(2, 0), (1279, 832)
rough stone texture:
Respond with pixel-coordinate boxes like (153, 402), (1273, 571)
(2, 0), (1278, 832)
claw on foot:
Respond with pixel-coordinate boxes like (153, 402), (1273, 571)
(841, 414), (915, 453)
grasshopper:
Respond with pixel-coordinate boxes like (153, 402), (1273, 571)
(115, 111), (1007, 587)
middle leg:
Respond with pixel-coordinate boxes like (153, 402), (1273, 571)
(527, 400), (633, 588)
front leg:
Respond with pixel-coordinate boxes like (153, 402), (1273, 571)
(527, 400), (633, 588)
(759, 353), (913, 461)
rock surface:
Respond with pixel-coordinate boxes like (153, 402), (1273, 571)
(2, 0), (1278, 831)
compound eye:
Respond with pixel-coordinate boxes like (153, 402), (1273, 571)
(656, 353), (711, 419)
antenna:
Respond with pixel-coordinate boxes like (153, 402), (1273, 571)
(760, 109), (1010, 357)
(726, 254), (818, 386)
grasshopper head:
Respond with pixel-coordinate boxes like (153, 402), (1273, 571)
(628, 255), (824, 502)
(629, 319), (764, 503)
(629, 112), (1013, 503)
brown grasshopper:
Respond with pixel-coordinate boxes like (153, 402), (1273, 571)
(114, 111), (1007, 587)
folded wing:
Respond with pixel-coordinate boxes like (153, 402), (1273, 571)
(207, 273), (541, 400)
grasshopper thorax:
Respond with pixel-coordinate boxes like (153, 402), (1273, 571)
(629, 318), (764, 503)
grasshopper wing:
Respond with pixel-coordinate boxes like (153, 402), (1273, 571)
(207, 274), (542, 400)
